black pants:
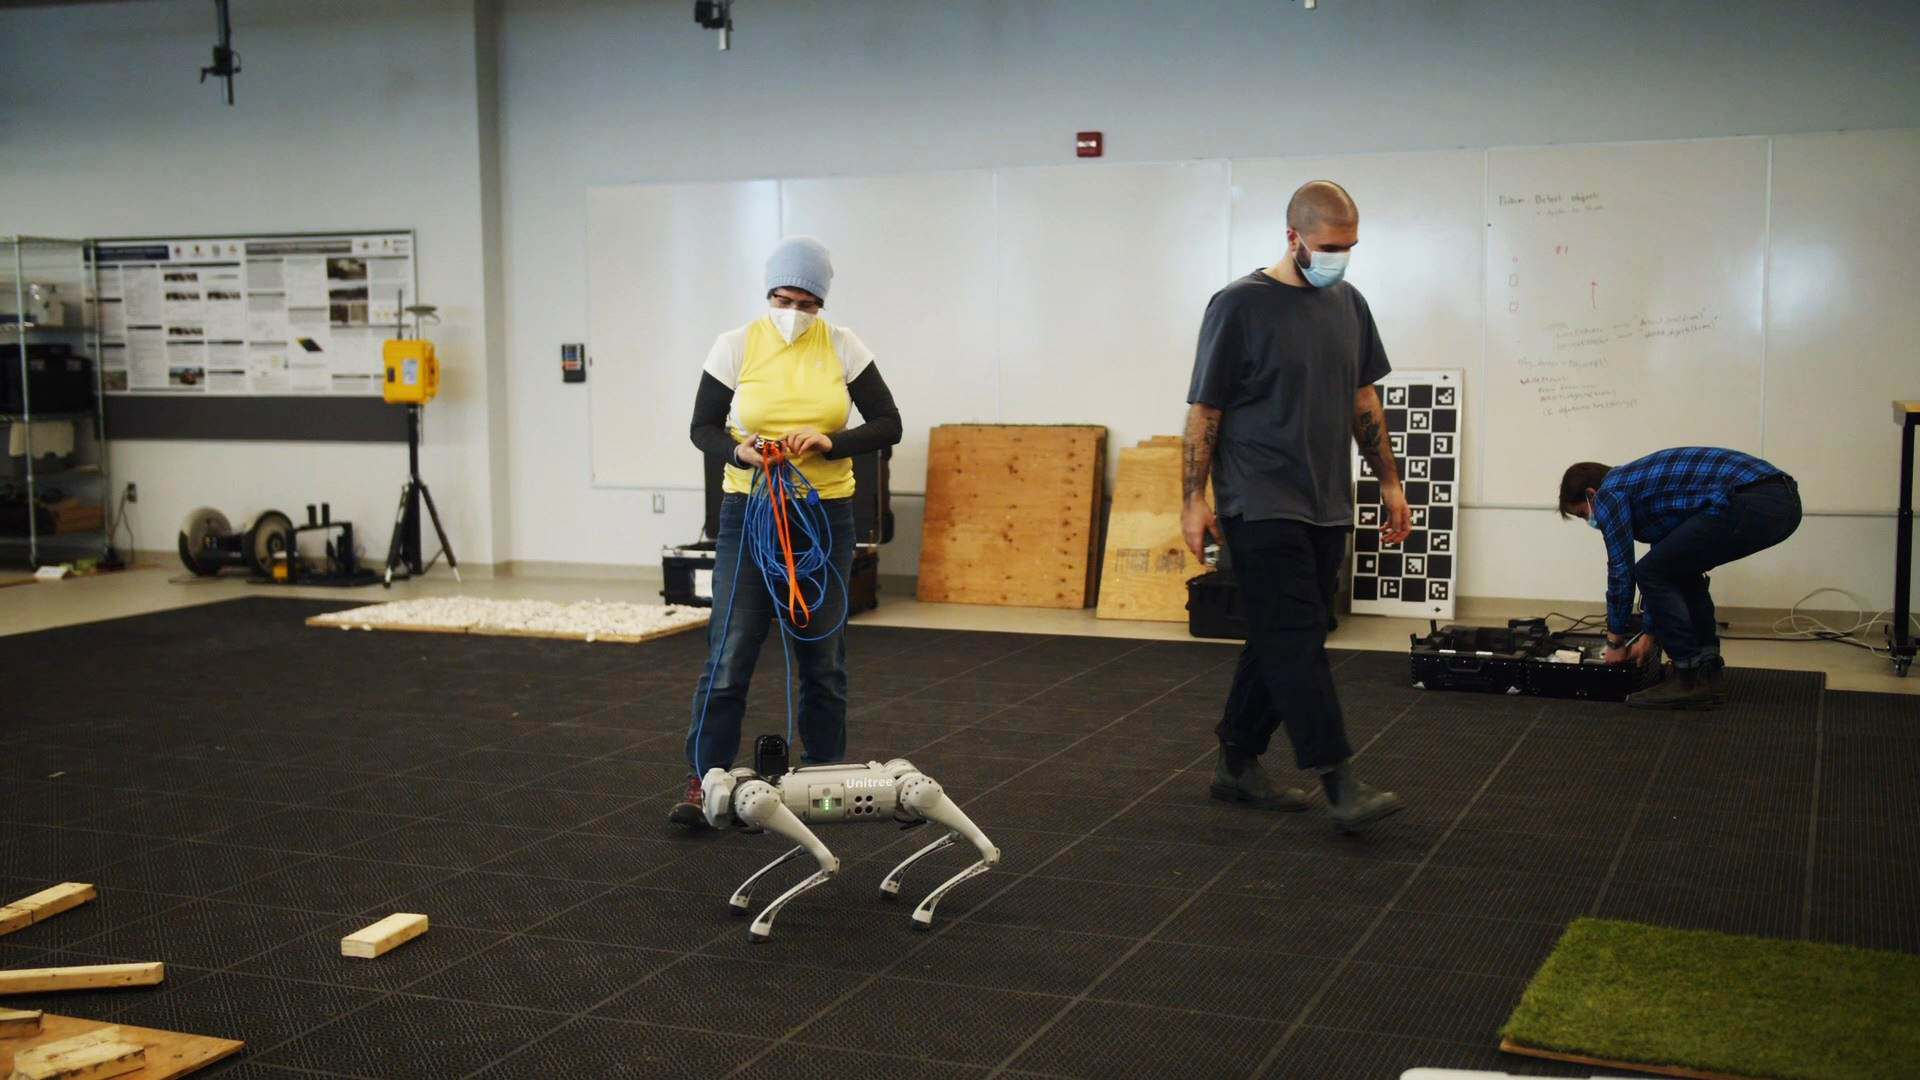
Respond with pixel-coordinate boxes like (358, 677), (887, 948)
(1214, 516), (1353, 771)
(1636, 474), (1803, 666)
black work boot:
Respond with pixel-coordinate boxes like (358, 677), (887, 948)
(1319, 760), (1403, 833)
(1627, 664), (1715, 711)
(1209, 746), (1309, 811)
(1702, 656), (1729, 706)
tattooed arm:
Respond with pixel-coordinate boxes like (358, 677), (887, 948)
(1354, 386), (1411, 545)
(1180, 403), (1223, 560)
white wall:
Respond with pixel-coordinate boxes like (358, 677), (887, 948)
(495, 0), (1920, 608)
(8, 0), (1918, 610)
(0, 0), (504, 566)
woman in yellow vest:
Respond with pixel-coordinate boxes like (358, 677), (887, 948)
(671, 236), (902, 827)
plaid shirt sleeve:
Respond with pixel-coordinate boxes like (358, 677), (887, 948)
(1592, 488), (1637, 636)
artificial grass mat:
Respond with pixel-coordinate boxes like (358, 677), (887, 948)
(1501, 918), (1920, 1080)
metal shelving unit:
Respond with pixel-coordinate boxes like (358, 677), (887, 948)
(2, 236), (111, 567)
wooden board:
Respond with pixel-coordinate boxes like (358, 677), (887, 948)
(0, 1008), (41, 1038)
(1096, 443), (1207, 622)
(340, 913), (428, 959)
(0, 1015), (241, 1080)
(0, 965), (163, 996)
(10, 1026), (144, 1080)
(916, 424), (1107, 609)
(1500, 1038), (1759, 1080)
(0, 885), (96, 938)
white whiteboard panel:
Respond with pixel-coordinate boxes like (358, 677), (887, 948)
(586, 180), (778, 488)
(1765, 129), (1920, 513)
(994, 161), (1231, 468)
(1481, 138), (1769, 506)
(1231, 151), (1487, 500)
(781, 172), (999, 495)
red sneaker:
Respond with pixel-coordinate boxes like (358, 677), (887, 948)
(667, 774), (708, 828)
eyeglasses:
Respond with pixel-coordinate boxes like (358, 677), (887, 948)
(769, 292), (821, 313)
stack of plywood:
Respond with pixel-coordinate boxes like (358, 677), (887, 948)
(917, 424), (1107, 609)
(1097, 436), (1209, 622)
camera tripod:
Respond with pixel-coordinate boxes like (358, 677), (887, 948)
(383, 403), (459, 587)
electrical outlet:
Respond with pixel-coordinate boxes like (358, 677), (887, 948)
(126, 482), (137, 503)
(651, 493), (665, 514)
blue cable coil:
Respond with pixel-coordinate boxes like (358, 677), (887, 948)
(692, 453), (848, 772)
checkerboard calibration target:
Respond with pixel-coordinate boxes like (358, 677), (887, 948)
(1352, 371), (1463, 619)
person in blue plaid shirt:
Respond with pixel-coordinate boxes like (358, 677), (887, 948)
(1559, 447), (1802, 710)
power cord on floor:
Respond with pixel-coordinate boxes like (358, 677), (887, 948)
(1717, 587), (1920, 656)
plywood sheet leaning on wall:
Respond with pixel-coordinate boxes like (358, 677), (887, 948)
(1097, 441), (1208, 622)
(917, 425), (1107, 609)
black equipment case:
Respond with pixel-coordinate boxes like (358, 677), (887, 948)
(1410, 617), (1663, 702)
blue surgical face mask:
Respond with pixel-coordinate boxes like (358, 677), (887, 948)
(1294, 240), (1350, 288)
(1586, 512), (1601, 531)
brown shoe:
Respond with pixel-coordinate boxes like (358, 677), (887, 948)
(1627, 665), (1715, 710)
(667, 774), (708, 828)
(1703, 657), (1729, 706)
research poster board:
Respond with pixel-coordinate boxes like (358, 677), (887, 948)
(94, 231), (416, 397)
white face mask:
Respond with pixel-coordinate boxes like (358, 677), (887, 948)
(769, 308), (815, 344)
(1296, 244), (1350, 288)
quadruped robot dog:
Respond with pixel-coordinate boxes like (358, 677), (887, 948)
(700, 736), (1000, 943)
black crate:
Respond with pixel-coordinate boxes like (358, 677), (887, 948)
(1525, 630), (1664, 701)
(1409, 621), (1546, 695)
(661, 542), (718, 607)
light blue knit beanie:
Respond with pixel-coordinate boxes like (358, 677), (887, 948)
(765, 236), (833, 303)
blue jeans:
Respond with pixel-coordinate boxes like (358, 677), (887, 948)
(686, 493), (855, 774)
(1636, 474), (1802, 667)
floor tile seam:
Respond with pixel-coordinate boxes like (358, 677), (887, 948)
(803, 639), (1181, 865)
(1801, 690), (1824, 939)
(713, 722), (1221, 1079)
(1248, 705), (1548, 1079)
(979, 813), (1311, 1078)
(1588, 721), (1679, 918)
(232, 875), (652, 1073)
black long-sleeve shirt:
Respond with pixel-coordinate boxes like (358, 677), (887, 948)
(689, 363), (902, 465)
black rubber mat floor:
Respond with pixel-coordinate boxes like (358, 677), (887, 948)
(0, 597), (1912, 1078)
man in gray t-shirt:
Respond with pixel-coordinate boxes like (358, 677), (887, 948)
(1180, 179), (1411, 832)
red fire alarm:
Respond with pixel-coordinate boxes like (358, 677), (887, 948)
(1075, 131), (1103, 158)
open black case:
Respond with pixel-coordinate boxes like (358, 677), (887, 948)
(1409, 616), (1664, 702)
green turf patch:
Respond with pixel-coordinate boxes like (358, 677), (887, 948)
(1502, 918), (1920, 1080)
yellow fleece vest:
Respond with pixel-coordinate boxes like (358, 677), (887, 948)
(722, 316), (856, 499)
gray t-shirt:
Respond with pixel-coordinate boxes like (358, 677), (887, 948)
(1186, 269), (1392, 526)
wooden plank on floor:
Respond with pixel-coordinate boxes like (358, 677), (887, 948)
(340, 913), (428, 959)
(1500, 1038), (1759, 1080)
(916, 424), (1107, 609)
(8, 1026), (144, 1080)
(0, 1015), (242, 1080)
(1096, 443), (1207, 622)
(0, 1007), (43, 1037)
(0, 908), (30, 937)
(0, 884), (96, 934)
(0, 964), (164, 996)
